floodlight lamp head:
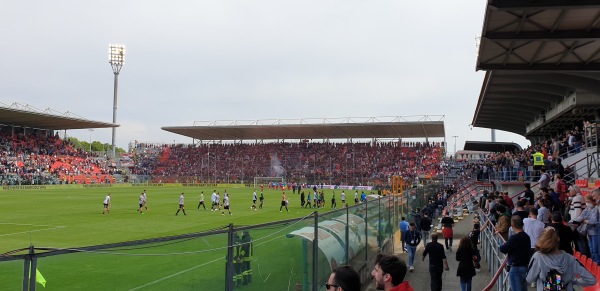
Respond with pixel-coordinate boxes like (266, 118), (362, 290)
(108, 44), (126, 74)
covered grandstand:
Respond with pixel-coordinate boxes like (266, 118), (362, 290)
(132, 116), (447, 185)
(0, 102), (119, 185)
(470, 1), (600, 290)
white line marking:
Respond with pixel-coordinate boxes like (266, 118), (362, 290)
(0, 225), (66, 237)
(128, 232), (284, 290)
(0, 223), (64, 227)
(128, 257), (222, 291)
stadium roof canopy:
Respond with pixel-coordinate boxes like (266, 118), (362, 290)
(472, 1), (600, 138)
(162, 116), (445, 141)
(464, 141), (522, 153)
(0, 102), (118, 130)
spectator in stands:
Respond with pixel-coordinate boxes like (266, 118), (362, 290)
(400, 217), (409, 252)
(405, 223), (421, 272)
(455, 237), (476, 291)
(423, 232), (449, 291)
(499, 216), (531, 291)
(549, 212), (573, 255)
(520, 183), (535, 206)
(567, 186), (584, 221)
(371, 253), (414, 291)
(327, 265), (361, 291)
(554, 174), (569, 212)
(526, 227), (596, 290)
(513, 200), (529, 221)
(538, 168), (551, 189)
(419, 212), (432, 248)
(494, 205), (511, 242)
(570, 194), (598, 262)
(524, 208), (545, 258)
(536, 198), (551, 225)
(440, 211), (455, 251)
(502, 192), (514, 212)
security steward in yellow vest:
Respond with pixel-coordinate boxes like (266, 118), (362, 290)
(532, 150), (544, 179)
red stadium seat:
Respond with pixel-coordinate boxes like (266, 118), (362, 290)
(586, 257), (593, 270)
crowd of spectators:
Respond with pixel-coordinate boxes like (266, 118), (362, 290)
(0, 127), (115, 185)
(141, 141), (444, 184)
(448, 123), (595, 183)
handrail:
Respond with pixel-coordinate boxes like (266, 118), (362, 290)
(477, 208), (509, 291)
(482, 257), (509, 291)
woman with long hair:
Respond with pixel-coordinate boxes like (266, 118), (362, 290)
(526, 227), (596, 290)
(456, 237), (476, 291)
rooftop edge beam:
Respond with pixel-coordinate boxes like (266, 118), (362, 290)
(477, 62), (600, 71)
(489, 0), (600, 10)
(484, 30), (600, 41)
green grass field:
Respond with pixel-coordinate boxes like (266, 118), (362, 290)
(0, 185), (364, 290)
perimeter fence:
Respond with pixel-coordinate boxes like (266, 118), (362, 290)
(0, 195), (406, 291)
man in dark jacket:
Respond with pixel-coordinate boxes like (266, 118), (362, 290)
(419, 213), (432, 248)
(550, 211), (574, 255)
(500, 216), (531, 291)
(423, 233), (449, 291)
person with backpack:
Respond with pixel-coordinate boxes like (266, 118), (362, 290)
(526, 227), (596, 291)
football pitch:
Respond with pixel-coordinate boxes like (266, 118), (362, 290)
(0, 185), (347, 290)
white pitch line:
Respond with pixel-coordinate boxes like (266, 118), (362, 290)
(0, 226), (66, 237)
(0, 222), (64, 227)
(128, 257), (222, 291)
(128, 231), (284, 290)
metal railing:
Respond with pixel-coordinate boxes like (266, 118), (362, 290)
(478, 208), (509, 291)
(0, 195), (405, 291)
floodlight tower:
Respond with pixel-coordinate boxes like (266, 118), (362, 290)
(108, 44), (126, 159)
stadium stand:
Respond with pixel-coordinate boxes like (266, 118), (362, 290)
(0, 126), (116, 185)
(138, 141), (444, 184)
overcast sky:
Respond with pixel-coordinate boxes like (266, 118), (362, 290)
(0, 1), (530, 153)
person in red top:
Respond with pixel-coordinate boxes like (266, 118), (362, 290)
(554, 173), (568, 212)
(503, 192), (515, 211)
(370, 253), (414, 291)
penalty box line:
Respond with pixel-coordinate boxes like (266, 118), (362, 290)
(0, 223), (66, 237)
(128, 233), (283, 290)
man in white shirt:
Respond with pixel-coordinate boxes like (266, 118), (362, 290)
(102, 193), (111, 214)
(523, 208), (544, 253)
(222, 193), (232, 215)
(176, 193), (186, 216)
(137, 193), (145, 214)
(197, 191), (206, 210)
(211, 190), (218, 211)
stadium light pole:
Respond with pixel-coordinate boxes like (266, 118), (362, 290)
(108, 44), (126, 159)
(88, 129), (94, 152)
(452, 135), (459, 156)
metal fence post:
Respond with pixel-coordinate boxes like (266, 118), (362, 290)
(29, 245), (36, 291)
(312, 211), (319, 291)
(22, 246), (32, 291)
(364, 198), (368, 263)
(345, 207), (349, 264)
(226, 223), (234, 291)
(378, 196), (382, 249)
